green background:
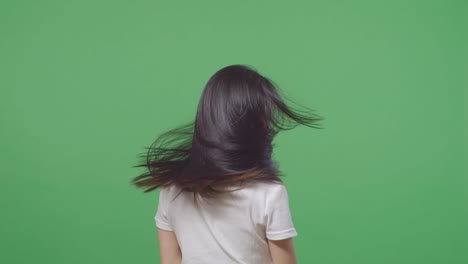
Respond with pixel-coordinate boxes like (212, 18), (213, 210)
(1, 0), (466, 263)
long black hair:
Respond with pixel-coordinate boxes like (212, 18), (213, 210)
(131, 64), (324, 199)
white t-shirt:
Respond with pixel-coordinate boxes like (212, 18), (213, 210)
(155, 181), (298, 264)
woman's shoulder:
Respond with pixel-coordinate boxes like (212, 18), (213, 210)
(159, 184), (182, 201)
(247, 180), (287, 191)
(239, 181), (289, 200)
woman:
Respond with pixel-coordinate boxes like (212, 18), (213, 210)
(132, 64), (324, 263)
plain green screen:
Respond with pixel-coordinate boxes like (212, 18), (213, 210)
(1, 0), (466, 263)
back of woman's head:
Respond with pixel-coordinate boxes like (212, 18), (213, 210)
(132, 64), (324, 199)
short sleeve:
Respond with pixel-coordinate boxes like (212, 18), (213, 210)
(265, 184), (298, 240)
(155, 187), (173, 231)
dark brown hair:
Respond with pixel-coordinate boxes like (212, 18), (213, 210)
(131, 64), (324, 199)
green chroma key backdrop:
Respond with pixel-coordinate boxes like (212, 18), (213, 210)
(1, 0), (466, 263)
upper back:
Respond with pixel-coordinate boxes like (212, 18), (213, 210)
(155, 181), (298, 264)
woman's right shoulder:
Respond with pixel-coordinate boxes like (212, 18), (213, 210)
(244, 181), (287, 198)
(251, 180), (286, 190)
